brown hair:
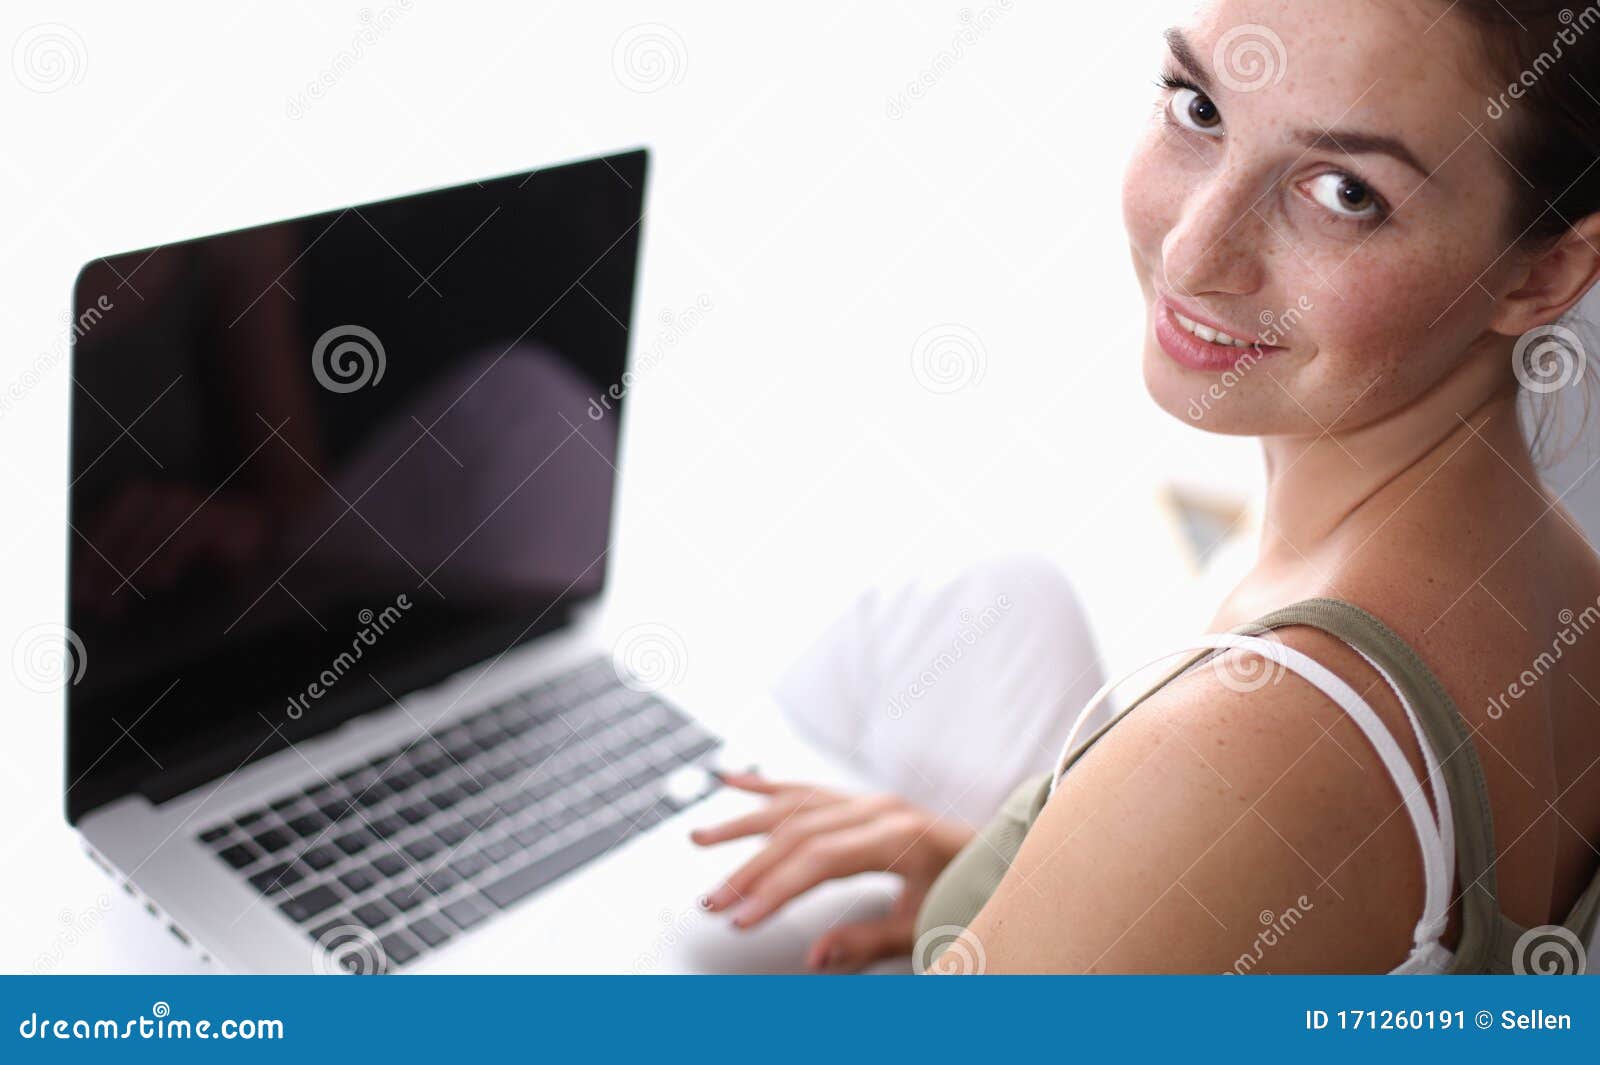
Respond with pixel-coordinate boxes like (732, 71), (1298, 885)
(1451, 1), (1600, 461)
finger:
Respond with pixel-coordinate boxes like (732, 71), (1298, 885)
(714, 771), (798, 796)
(806, 913), (914, 972)
(691, 785), (858, 847)
(689, 784), (844, 847)
(689, 804), (797, 848)
(730, 819), (903, 929)
(704, 798), (890, 909)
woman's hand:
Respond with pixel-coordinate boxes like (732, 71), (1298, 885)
(690, 771), (975, 971)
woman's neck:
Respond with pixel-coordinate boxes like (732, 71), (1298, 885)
(1254, 353), (1530, 575)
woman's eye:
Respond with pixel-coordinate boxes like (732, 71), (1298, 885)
(1168, 87), (1223, 136)
(1304, 173), (1382, 219)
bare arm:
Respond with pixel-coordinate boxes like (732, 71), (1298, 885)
(952, 631), (1434, 974)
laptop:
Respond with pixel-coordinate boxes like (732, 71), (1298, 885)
(64, 149), (886, 974)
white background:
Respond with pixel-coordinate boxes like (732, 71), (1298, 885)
(2, 0), (1596, 973)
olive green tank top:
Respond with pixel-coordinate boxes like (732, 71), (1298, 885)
(914, 598), (1600, 974)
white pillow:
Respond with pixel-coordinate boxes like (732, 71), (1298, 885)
(772, 555), (1108, 827)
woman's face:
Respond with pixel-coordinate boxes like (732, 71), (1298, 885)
(1124, 0), (1525, 434)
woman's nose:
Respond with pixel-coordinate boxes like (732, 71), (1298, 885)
(1160, 168), (1269, 299)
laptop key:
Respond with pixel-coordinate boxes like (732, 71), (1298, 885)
(309, 916), (349, 943)
(352, 900), (395, 930)
(300, 845), (340, 871)
(367, 814), (406, 839)
(395, 802), (432, 825)
(414, 756), (449, 779)
(218, 842), (259, 869)
(338, 867), (377, 894)
(372, 851), (408, 877)
(248, 862), (304, 894)
(402, 838), (440, 862)
(483, 822), (627, 909)
(352, 785), (390, 809)
(252, 827), (293, 854)
(436, 820), (471, 846)
(278, 883), (342, 924)
(199, 825), (229, 844)
(441, 895), (491, 930)
(334, 829), (374, 856)
(385, 885), (426, 913)
(287, 812), (328, 837)
(425, 786), (464, 811)
(408, 916), (451, 948)
(449, 852), (489, 880)
(379, 932), (420, 967)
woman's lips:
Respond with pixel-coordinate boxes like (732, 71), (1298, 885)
(1153, 297), (1287, 373)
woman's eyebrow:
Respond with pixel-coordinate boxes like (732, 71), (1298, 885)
(1165, 26), (1432, 179)
(1164, 28), (1211, 90)
(1292, 129), (1432, 178)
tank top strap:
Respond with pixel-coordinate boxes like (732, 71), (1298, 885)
(1243, 598), (1502, 973)
(1048, 628), (1454, 957)
(1048, 598), (1502, 971)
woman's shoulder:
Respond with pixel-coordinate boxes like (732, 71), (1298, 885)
(1316, 491), (1600, 726)
(964, 623), (1435, 972)
(1304, 511), (1600, 922)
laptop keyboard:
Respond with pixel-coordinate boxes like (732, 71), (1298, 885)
(195, 655), (721, 972)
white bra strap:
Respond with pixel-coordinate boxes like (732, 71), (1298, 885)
(1347, 646), (1455, 908)
(1049, 633), (1451, 947)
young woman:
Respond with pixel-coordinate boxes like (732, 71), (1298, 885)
(691, 0), (1600, 974)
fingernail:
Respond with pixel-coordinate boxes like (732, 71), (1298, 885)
(704, 886), (732, 910)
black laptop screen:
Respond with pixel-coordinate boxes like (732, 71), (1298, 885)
(65, 150), (648, 822)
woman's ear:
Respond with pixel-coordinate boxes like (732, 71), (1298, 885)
(1489, 212), (1600, 337)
